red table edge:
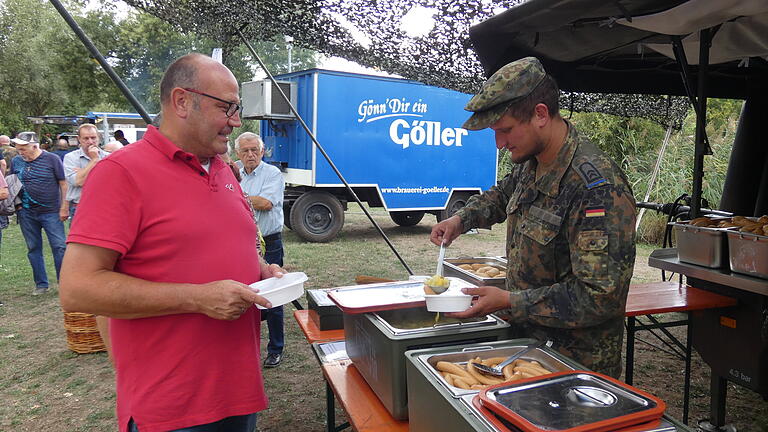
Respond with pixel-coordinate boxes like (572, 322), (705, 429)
(625, 281), (738, 317)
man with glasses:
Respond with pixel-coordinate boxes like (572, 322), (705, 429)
(60, 53), (284, 432)
(236, 132), (286, 368)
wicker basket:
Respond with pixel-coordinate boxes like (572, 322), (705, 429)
(63, 312), (106, 354)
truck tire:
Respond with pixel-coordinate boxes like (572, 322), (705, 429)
(289, 191), (345, 242)
(283, 202), (293, 230)
(437, 193), (472, 222)
(390, 211), (425, 227)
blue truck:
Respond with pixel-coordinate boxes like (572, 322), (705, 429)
(242, 69), (497, 242)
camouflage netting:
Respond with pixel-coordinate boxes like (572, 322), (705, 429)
(124, 0), (690, 127)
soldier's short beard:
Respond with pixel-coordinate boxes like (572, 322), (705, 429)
(510, 138), (546, 165)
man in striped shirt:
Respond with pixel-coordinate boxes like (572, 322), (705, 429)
(9, 136), (68, 295)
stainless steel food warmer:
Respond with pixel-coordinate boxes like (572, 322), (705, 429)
(443, 257), (508, 288)
(405, 340), (693, 432)
(670, 221), (734, 268)
(344, 307), (510, 420)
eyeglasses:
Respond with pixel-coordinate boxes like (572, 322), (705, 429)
(183, 88), (241, 118)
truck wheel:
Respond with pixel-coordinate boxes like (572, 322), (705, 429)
(437, 193), (471, 222)
(390, 211), (425, 227)
(289, 192), (344, 242)
(283, 203), (293, 230)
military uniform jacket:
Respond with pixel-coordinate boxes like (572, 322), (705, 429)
(455, 122), (636, 377)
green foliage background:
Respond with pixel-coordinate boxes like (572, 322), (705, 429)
(0, 0), (317, 137)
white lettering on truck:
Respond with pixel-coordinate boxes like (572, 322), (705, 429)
(389, 119), (468, 149)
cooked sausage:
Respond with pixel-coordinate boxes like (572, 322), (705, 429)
(436, 361), (474, 381)
(502, 364), (516, 380)
(453, 377), (471, 389)
(467, 360), (505, 385)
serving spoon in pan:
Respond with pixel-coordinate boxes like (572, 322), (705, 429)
(473, 340), (552, 376)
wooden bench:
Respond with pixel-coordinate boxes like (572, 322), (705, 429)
(625, 281), (738, 423)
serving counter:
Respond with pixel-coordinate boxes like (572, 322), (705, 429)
(294, 278), (737, 431)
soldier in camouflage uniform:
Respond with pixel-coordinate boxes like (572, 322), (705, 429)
(431, 57), (636, 378)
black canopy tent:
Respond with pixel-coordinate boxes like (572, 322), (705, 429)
(468, 0), (768, 218)
(470, 0), (768, 98)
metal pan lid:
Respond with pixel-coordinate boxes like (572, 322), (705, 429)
(468, 395), (676, 432)
(478, 371), (666, 432)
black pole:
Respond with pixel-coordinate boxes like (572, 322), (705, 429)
(49, 0), (153, 125)
(692, 28), (711, 218)
(671, 36), (711, 154)
(235, 28), (414, 276)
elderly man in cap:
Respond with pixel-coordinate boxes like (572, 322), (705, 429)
(8, 135), (69, 295)
(431, 57), (636, 378)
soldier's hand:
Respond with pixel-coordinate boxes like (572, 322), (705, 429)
(430, 215), (463, 246)
(447, 286), (511, 319)
(192, 280), (272, 321)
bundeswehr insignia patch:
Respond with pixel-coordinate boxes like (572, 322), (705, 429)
(577, 162), (606, 189)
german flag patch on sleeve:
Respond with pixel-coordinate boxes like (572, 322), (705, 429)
(585, 206), (606, 218)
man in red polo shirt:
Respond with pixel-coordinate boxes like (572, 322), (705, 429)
(59, 53), (284, 432)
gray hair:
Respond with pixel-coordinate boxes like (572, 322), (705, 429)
(234, 132), (263, 151)
(77, 123), (99, 136)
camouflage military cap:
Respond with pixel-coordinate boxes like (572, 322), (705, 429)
(462, 57), (546, 131)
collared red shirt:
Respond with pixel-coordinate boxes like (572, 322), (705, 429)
(67, 125), (267, 432)
(239, 162), (285, 237)
(63, 147), (109, 203)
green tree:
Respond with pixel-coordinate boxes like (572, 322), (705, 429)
(0, 0), (126, 134)
(0, 0), (317, 136)
(0, 0), (70, 122)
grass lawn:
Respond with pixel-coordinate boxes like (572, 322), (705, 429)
(0, 208), (765, 431)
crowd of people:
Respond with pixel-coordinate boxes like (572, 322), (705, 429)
(0, 127), (130, 295)
(3, 52), (635, 432)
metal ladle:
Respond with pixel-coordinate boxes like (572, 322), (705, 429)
(436, 239), (447, 277)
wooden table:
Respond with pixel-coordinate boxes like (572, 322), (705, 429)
(624, 281), (737, 423)
(322, 361), (408, 432)
(295, 310), (408, 432)
(296, 282), (737, 430)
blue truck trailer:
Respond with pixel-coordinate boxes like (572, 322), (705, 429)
(242, 69), (497, 242)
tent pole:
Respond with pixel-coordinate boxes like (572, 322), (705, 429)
(692, 28), (712, 218)
(636, 125), (673, 231)
(48, 0), (154, 125)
